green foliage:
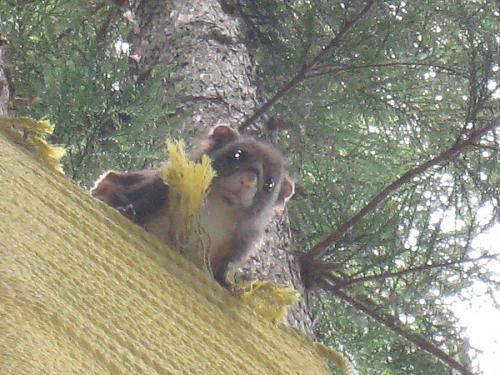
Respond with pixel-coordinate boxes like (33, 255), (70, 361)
(0, 0), (180, 186)
(241, 0), (498, 373)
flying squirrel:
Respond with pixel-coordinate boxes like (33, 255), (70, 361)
(91, 124), (294, 286)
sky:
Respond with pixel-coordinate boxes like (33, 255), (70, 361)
(452, 225), (500, 375)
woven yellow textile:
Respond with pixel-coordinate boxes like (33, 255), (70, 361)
(0, 132), (330, 375)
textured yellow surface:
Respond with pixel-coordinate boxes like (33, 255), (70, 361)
(0, 132), (330, 375)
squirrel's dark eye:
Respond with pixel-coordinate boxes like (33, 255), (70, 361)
(231, 149), (245, 162)
(264, 177), (275, 192)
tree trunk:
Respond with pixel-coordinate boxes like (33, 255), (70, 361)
(0, 39), (11, 116)
(127, 0), (314, 334)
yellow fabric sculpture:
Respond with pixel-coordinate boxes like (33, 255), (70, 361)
(0, 128), (331, 374)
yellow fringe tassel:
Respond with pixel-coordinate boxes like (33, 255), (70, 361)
(0, 116), (65, 174)
(314, 342), (358, 375)
(236, 280), (299, 325)
(161, 139), (216, 271)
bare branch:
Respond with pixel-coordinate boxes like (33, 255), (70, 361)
(322, 277), (474, 375)
(306, 120), (499, 260)
(238, 0), (377, 131)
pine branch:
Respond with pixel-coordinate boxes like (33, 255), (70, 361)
(305, 61), (467, 79)
(238, 0), (378, 131)
(306, 120), (499, 260)
(332, 253), (500, 289)
(321, 276), (475, 375)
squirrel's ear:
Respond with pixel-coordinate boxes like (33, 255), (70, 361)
(199, 124), (240, 153)
(274, 175), (294, 213)
(209, 124), (240, 142)
(91, 170), (131, 207)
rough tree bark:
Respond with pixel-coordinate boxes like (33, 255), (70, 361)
(126, 0), (314, 334)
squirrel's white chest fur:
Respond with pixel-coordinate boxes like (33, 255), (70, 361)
(143, 195), (240, 266)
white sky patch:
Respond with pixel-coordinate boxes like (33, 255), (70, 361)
(452, 223), (500, 375)
(475, 202), (495, 227)
(405, 228), (420, 248)
(451, 285), (500, 375)
(486, 80), (499, 99)
(424, 70), (436, 80)
(440, 173), (453, 186)
(441, 208), (466, 232)
(430, 207), (467, 232)
(432, 25), (442, 33)
(492, 88), (500, 100)
(428, 194), (499, 374)
(395, 258), (406, 267)
(114, 40), (130, 56)
(399, 313), (416, 325)
(481, 149), (491, 158)
(430, 209), (444, 225)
